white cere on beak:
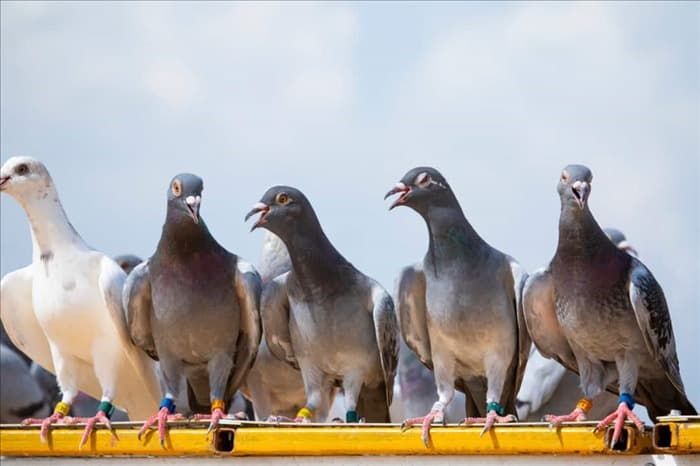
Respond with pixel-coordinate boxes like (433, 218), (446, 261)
(572, 180), (588, 190)
(253, 202), (268, 210)
(186, 195), (201, 206)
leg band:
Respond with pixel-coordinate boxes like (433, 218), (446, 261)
(97, 401), (115, 419)
(159, 397), (176, 414)
(486, 401), (505, 416)
(54, 401), (71, 416)
(346, 410), (358, 423)
(431, 401), (445, 412)
(576, 398), (593, 414)
(296, 407), (313, 419)
(211, 399), (226, 413)
(619, 393), (635, 409)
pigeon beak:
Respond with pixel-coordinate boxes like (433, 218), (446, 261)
(0, 176), (9, 190)
(184, 195), (201, 224)
(245, 202), (270, 231)
(384, 182), (411, 210)
(616, 240), (638, 257)
(572, 181), (590, 210)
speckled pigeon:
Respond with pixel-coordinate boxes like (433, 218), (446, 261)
(516, 228), (637, 421)
(386, 167), (530, 447)
(245, 186), (398, 423)
(523, 164), (696, 446)
(124, 173), (261, 447)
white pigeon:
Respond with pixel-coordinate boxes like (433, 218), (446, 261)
(0, 156), (160, 446)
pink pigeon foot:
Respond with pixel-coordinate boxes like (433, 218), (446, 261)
(137, 407), (184, 449)
(66, 410), (117, 449)
(22, 412), (65, 442)
(595, 402), (645, 446)
(400, 404), (445, 448)
(462, 410), (517, 436)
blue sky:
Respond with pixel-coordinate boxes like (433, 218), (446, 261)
(2, 1), (698, 408)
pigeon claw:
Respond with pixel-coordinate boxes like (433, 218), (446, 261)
(462, 411), (517, 437)
(400, 408), (444, 448)
(22, 412), (65, 443)
(193, 407), (226, 433)
(65, 410), (114, 449)
(544, 407), (587, 429)
(596, 402), (645, 447)
(138, 407), (183, 449)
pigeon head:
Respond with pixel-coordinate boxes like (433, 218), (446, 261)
(604, 227), (638, 257)
(113, 254), (143, 275)
(384, 166), (453, 214)
(167, 173), (203, 225)
(245, 186), (314, 237)
(557, 164), (593, 210)
(0, 156), (54, 200)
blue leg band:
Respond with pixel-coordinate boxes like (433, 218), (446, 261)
(619, 393), (635, 409)
(346, 410), (358, 423)
(486, 402), (505, 416)
(159, 397), (176, 414)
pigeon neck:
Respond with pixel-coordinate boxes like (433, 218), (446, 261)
(17, 187), (86, 261)
(424, 204), (487, 263)
(158, 210), (218, 255)
(556, 205), (617, 260)
(279, 217), (350, 284)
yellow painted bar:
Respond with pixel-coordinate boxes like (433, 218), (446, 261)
(653, 415), (700, 453)
(0, 421), (663, 457)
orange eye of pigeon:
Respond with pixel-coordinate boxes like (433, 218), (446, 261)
(172, 180), (182, 197)
(561, 172), (569, 183)
(277, 193), (290, 205)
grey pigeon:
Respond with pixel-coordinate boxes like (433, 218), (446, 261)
(245, 186), (398, 423)
(124, 173), (261, 446)
(516, 228), (637, 421)
(0, 344), (50, 424)
(523, 164), (696, 446)
(386, 167), (529, 446)
(240, 231), (308, 420)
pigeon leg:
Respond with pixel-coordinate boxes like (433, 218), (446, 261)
(67, 400), (119, 449)
(594, 394), (644, 446)
(342, 373), (363, 423)
(192, 399), (228, 432)
(22, 400), (71, 442)
(137, 397), (184, 448)
(462, 402), (517, 436)
(544, 398), (592, 426)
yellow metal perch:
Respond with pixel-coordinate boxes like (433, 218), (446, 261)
(653, 414), (700, 453)
(0, 420), (666, 457)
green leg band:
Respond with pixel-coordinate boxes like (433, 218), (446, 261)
(346, 410), (358, 423)
(486, 401), (505, 416)
(97, 401), (115, 419)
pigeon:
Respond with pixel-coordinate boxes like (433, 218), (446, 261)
(0, 344), (50, 424)
(240, 231), (308, 420)
(24, 254), (145, 423)
(0, 156), (161, 446)
(124, 173), (261, 447)
(523, 164), (696, 446)
(245, 186), (398, 423)
(516, 228), (637, 421)
(113, 255), (143, 275)
(385, 167), (530, 446)
(396, 341), (466, 422)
